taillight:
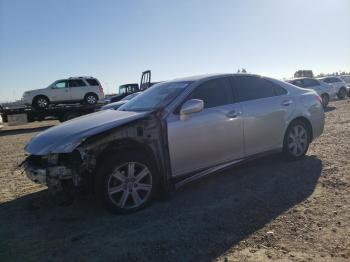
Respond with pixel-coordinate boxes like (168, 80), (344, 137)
(99, 85), (103, 92)
(316, 95), (322, 104)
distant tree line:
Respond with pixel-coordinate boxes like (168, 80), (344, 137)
(316, 71), (350, 77)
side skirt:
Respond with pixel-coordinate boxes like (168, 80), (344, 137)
(172, 149), (282, 190)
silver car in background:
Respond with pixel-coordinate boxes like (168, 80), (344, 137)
(23, 74), (325, 213)
(317, 76), (348, 99)
(287, 77), (336, 108)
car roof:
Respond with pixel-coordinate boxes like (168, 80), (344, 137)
(287, 77), (315, 81)
(68, 76), (97, 79)
(317, 76), (341, 80)
(167, 73), (261, 83)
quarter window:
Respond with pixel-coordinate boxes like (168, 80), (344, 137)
(189, 78), (233, 108)
(86, 79), (99, 86)
(234, 76), (276, 102)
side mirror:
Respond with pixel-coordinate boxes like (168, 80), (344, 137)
(180, 99), (204, 120)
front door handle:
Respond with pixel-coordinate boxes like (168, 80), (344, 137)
(281, 100), (293, 106)
(226, 110), (241, 118)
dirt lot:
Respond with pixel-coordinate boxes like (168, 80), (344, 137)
(0, 100), (349, 262)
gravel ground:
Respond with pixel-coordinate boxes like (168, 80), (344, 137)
(0, 100), (349, 262)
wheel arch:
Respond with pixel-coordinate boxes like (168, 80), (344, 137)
(321, 92), (329, 98)
(32, 94), (50, 103)
(95, 138), (159, 174)
(84, 92), (98, 98)
(286, 116), (313, 142)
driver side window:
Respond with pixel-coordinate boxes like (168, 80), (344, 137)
(54, 81), (67, 89)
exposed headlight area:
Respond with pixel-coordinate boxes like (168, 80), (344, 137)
(23, 150), (84, 186)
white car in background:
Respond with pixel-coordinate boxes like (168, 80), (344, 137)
(317, 76), (348, 99)
(287, 77), (336, 108)
(22, 77), (104, 109)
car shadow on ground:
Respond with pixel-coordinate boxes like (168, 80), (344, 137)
(324, 106), (336, 113)
(0, 154), (322, 261)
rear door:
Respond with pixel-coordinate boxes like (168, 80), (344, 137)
(167, 77), (244, 176)
(50, 80), (70, 102)
(68, 79), (88, 101)
(233, 76), (294, 156)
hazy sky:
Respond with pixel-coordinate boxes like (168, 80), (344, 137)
(0, 0), (349, 102)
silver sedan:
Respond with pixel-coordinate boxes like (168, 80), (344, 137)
(24, 74), (325, 213)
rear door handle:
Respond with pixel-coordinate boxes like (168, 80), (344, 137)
(281, 100), (293, 106)
(226, 110), (241, 118)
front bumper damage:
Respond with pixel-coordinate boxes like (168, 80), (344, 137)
(24, 162), (73, 185)
(22, 154), (85, 195)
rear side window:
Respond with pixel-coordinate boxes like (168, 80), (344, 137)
(68, 79), (86, 87)
(290, 80), (304, 88)
(264, 79), (287, 95)
(189, 78), (233, 108)
(302, 79), (320, 87)
(323, 78), (332, 83)
(86, 79), (99, 86)
(234, 76), (275, 102)
(331, 77), (341, 83)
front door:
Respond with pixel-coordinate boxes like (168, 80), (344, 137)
(167, 77), (244, 177)
(50, 80), (70, 102)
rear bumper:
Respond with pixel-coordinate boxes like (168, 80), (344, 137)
(310, 107), (325, 140)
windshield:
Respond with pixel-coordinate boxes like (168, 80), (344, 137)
(121, 92), (139, 101)
(119, 81), (192, 112)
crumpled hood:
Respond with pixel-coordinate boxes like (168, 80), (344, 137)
(25, 110), (150, 155)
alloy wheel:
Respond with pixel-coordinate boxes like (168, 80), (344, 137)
(86, 95), (97, 104)
(107, 162), (152, 209)
(37, 98), (48, 108)
(287, 125), (308, 157)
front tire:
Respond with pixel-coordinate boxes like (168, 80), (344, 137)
(33, 96), (49, 109)
(283, 120), (310, 160)
(337, 87), (346, 99)
(95, 151), (157, 214)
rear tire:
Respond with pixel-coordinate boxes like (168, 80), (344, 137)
(33, 96), (49, 109)
(283, 120), (310, 160)
(337, 87), (346, 99)
(321, 94), (329, 108)
(84, 93), (98, 105)
(95, 151), (158, 214)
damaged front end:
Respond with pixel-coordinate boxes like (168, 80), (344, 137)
(23, 111), (171, 201)
(23, 150), (90, 196)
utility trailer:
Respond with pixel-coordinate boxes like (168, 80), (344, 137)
(0, 103), (101, 125)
